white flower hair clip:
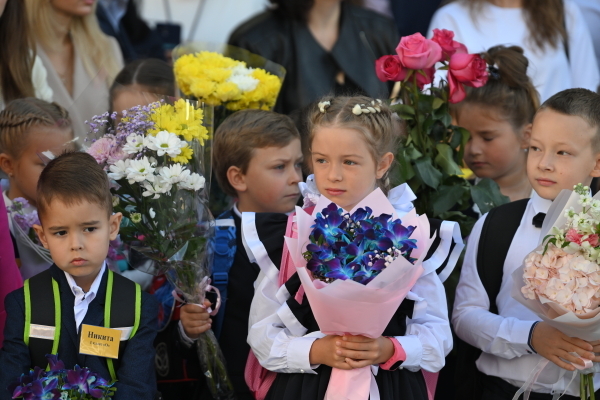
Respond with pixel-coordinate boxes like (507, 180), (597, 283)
(318, 101), (331, 113)
(352, 99), (383, 115)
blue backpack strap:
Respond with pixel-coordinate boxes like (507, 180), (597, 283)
(210, 209), (237, 339)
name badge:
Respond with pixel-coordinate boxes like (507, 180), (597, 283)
(80, 324), (121, 359)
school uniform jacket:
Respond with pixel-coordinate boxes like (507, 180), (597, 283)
(0, 264), (159, 400)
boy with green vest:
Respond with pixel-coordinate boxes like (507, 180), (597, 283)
(0, 151), (158, 399)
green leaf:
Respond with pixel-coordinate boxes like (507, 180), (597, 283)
(432, 97), (444, 110)
(449, 127), (462, 149)
(404, 144), (423, 159)
(432, 184), (468, 215)
(470, 178), (509, 214)
(396, 151), (416, 182)
(434, 143), (463, 176)
(391, 104), (415, 119)
(414, 157), (443, 189)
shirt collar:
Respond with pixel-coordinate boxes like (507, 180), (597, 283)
(531, 191), (553, 215)
(233, 203), (242, 218)
(64, 262), (106, 299)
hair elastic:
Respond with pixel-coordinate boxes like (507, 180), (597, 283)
(488, 63), (500, 80)
(318, 101), (331, 113)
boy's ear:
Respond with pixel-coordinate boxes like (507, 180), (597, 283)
(33, 224), (49, 249)
(520, 123), (532, 149)
(227, 166), (247, 193)
(0, 153), (15, 176)
(109, 212), (123, 241)
(376, 152), (394, 179)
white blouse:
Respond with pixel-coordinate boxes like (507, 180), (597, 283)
(427, 0), (600, 102)
(0, 55), (53, 110)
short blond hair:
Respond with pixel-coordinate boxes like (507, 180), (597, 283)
(213, 110), (300, 197)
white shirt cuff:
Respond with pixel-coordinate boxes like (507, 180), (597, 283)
(395, 335), (422, 369)
(511, 320), (539, 355)
(178, 320), (197, 347)
(286, 333), (325, 374)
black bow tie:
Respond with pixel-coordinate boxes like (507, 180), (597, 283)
(532, 212), (546, 228)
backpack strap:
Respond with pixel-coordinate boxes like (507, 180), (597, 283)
(476, 198), (529, 313)
(24, 269), (60, 371)
(210, 209), (236, 339)
(454, 198), (529, 400)
(105, 270), (141, 381)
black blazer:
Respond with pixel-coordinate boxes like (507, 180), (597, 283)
(0, 265), (159, 400)
(229, 3), (399, 114)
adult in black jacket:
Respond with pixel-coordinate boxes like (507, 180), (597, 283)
(228, 0), (399, 114)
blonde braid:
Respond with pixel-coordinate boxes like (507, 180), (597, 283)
(0, 98), (72, 156)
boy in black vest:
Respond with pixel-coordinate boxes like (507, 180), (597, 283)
(454, 88), (600, 399)
(171, 110), (303, 400)
(0, 152), (158, 399)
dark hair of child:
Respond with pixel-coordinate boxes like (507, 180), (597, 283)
(36, 151), (113, 219)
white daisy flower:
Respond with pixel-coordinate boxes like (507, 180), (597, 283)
(122, 134), (145, 154)
(159, 164), (190, 184)
(126, 157), (156, 184)
(108, 159), (131, 181)
(179, 173), (205, 191)
(142, 177), (172, 199)
(144, 131), (185, 157)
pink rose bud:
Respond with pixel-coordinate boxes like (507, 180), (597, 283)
(447, 70), (466, 103)
(431, 29), (468, 61)
(587, 234), (599, 247)
(396, 33), (443, 70)
(375, 55), (407, 82)
(448, 53), (489, 88)
(566, 228), (583, 245)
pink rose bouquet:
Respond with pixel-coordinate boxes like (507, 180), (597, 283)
(372, 30), (506, 236)
(513, 184), (600, 400)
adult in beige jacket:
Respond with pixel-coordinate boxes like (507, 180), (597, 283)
(25, 0), (123, 144)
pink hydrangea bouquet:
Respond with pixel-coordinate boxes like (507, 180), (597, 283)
(514, 184), (600, 400)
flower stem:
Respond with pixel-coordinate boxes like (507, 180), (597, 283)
(582, 373), (586, 400)
(589, 373), (595, 400)
(411, 73), (423, 143)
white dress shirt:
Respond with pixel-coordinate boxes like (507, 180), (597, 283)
(246, 185), (453, 374)
(427, 0), (600, 102)
(453, 193), (600, 395)
(64, 263), (106, 331)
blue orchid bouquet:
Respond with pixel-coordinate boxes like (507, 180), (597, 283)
(9, 355), (116, 400)
(303, 203), (418, 285)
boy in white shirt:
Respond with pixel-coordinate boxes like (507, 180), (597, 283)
(454, 88), (600, 399)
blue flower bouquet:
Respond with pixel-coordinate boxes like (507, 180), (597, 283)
(286, 188), (435, 400)
(9, 355), (115, 400)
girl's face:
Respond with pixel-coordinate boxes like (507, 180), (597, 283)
(112, 86), (160, 123)
(50, 0), (95, 17)
(311, 125), (393, 211)
(458, 103), (530, 181)
(0, 127), (73, 206)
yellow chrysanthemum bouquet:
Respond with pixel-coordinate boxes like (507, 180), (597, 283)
(173, 43), (285, 112)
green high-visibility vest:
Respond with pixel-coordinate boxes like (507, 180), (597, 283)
(23, 268), (141, 381)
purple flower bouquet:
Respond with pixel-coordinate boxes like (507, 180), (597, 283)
(9, 355), (115, 400)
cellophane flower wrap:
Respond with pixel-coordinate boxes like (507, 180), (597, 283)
(286, 188), (434, 400)
(5, 198), (52, 265)
(85, 98), (235, 399)
(9, 354), (116, 400)
(512, 184), (600, 400)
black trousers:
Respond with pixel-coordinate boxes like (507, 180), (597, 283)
(482, 374), (599, 400)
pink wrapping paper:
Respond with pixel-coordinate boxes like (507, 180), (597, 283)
(286, 188), (434, 400)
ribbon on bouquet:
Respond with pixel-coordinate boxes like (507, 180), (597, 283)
(171, 276), (222, 316)
(325, 365), (381, 400)
(511, 357), (594, 400)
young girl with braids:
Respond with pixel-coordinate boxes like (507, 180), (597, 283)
(452, 45), (540, 202)
(243, 95), (461, 400)
(0, 98), (74, 279)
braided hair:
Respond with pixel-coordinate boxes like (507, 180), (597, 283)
(307, 95), (404, 193)
(0, 98), (72, 157)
